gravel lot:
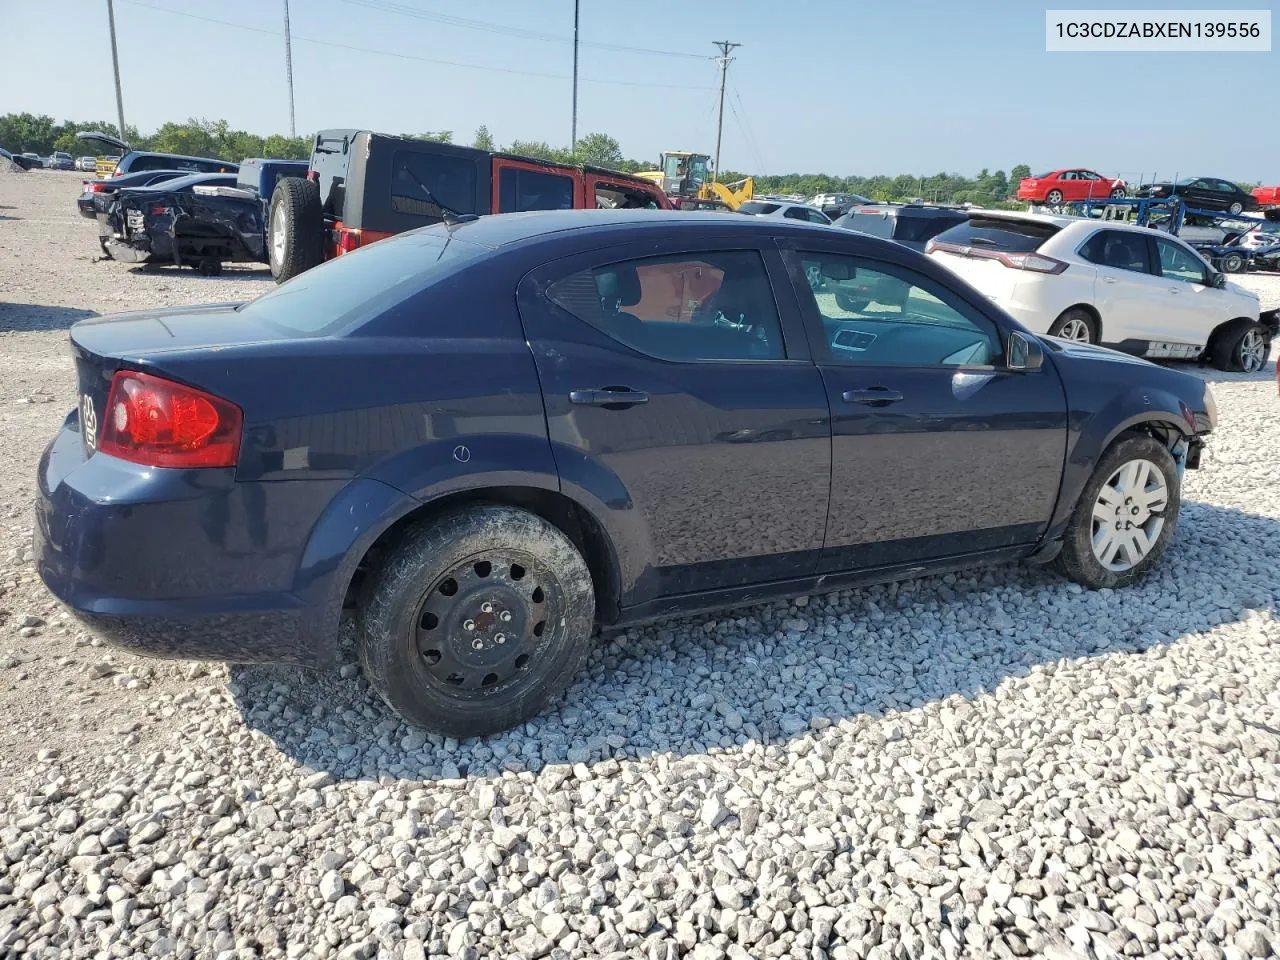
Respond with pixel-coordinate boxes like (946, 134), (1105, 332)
(1, 168), (1279, 960)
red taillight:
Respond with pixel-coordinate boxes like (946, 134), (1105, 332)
(925, 240), (1067, 274)
(998, 251), (1068, 274)
(98, 371), (242, 468)
(336, 228), (362, 255)
(306, 170), (318, 182)
(88, 182), (106, 192)
(151, 206), (170, 216)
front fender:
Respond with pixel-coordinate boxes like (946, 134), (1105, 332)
(1047, 386), (1193, 541)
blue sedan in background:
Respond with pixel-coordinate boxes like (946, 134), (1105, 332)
(34, 210), (1215, 736)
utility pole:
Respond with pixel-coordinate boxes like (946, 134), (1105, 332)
(712, 40), (741, 184)
(106, 0), (127, 142)
(283, 0), (297, 137)
(571, 0), (580, 153)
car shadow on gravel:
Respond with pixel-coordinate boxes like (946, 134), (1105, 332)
(125, 264), (275, 281)
(227, 500), (1278, 783)
(0, 303), (98, 332)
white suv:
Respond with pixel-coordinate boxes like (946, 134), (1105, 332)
(926, 211), (1270, 372)
(736, 199), (831, 225)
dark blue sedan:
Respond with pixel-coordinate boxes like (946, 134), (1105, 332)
(35, 210), (1216, 736)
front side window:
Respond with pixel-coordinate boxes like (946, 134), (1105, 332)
(738, 201), (780, 216)
(794, 252), (1000, 367)
(547, 250), (785, 362)
(1079, 230), (1153, 274)
(498, 167), (574, 213)
(391, 150), (479, 219)
(1156, 238), (1208, 284)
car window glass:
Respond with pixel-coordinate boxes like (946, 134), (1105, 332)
(1156, 238), (1208, 284)
(239, 231), (485, 336)
(391, 149), (480, 218)
(1061, 171), (1077, 180)
(932, 217), (1058, 252)
(1079, 230), (1152, 274)
(846, 213), (894, 239)
(795, 253), (1000, 367)
(805, 210), (829, 224)
(498, 167), (574, 213)
(547, 251), (785, 362)
(1080, 171), (1100, 180)
(783, 207), (809, 220)
(738, 201), (780, 215)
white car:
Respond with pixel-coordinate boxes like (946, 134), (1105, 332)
(926, 211), (1271, 372)
(737, 199), (831, 225)
(76, 156), (98, 172)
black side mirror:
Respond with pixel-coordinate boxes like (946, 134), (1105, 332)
(1007, 331), (1045, 371)
(1211, 272), (1227, 289)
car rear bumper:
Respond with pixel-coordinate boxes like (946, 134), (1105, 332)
(34, 414), (343, 667)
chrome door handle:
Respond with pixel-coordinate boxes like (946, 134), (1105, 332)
(1168, 287), (1182, 294)
(1101, 276), (1118, 284)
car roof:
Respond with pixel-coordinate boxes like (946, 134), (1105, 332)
(126, 150), (238, 166)
(434, 208), (837, 248)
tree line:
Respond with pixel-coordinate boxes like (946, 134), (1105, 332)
(0, 112), (1029, 204)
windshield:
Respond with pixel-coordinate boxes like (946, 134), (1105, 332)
(738, 201), (780, 215)
(237, 230), (486, 336)
(1174, 178), (1199, 186)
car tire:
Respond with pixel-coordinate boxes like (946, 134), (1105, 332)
(268, 177), (323, 283)
(357, 505), (597, 737)
(834, 291), (870, 314)
(1227, 202), (1244, 216)
(1220, 252), (1246, 274)
(1052, 435), (1180, 590)
(1210, 319), (1271, 372)
(1045, 189), (1064, 205)
(1109, 187), (1127, 199)
(1048, 308), (1097, 343)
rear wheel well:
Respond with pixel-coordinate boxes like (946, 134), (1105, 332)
(342, 487), (620, 625)
(1054, 304), (1102, 340)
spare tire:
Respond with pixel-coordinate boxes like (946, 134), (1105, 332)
(268, 177), (323, 283)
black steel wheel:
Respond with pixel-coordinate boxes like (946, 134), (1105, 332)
(413, 552), (557, 697)
(358, 505), (596, 736)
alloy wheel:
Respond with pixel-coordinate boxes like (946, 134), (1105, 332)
(1239, 328), (1268, 372)
(1090, 459), (1169, 572)
(411, 553), (558, 698)
(270, 205), (286, 268)
(1059, 317), (1092, 342)
(1046, 190), (1064, 205)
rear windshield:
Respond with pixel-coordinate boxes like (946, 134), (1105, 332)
(932, 217), (1060, 252)
(392, 150), (480, 219)
(894, 212), (968, 243)
(236, 231), (485, 336)
(738, 201), (780, 215)
(843, 212), (894, 239)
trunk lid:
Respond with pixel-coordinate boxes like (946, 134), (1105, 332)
(70, 304), (282, 456)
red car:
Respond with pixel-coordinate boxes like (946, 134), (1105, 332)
(1253, 186), (1280, 207)
(1017, 169), (1127, 204)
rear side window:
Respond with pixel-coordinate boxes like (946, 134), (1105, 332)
(391, 150), (480, 219)
(547, 250), (786, 361)
(238, 232), (484, 336)
(498, 168), (574, 213)
(932, 217), (1059, 252)
(1079, 230), (1154, 274)
(738, 201), (780, 215)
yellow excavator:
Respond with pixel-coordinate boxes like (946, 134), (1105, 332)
(636, 151), (754, 210)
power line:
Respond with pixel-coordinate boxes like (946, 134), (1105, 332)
(117, 0), (715, 91)
(728, 81), (766, 172)
(340, 0), (713, 60)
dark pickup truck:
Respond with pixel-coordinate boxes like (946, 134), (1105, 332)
(100, 159), (307, 273)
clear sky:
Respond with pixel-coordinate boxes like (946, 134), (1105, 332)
(6, 0), (1277, 181)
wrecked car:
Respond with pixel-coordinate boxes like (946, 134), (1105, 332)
(98, 160), (308, 273)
